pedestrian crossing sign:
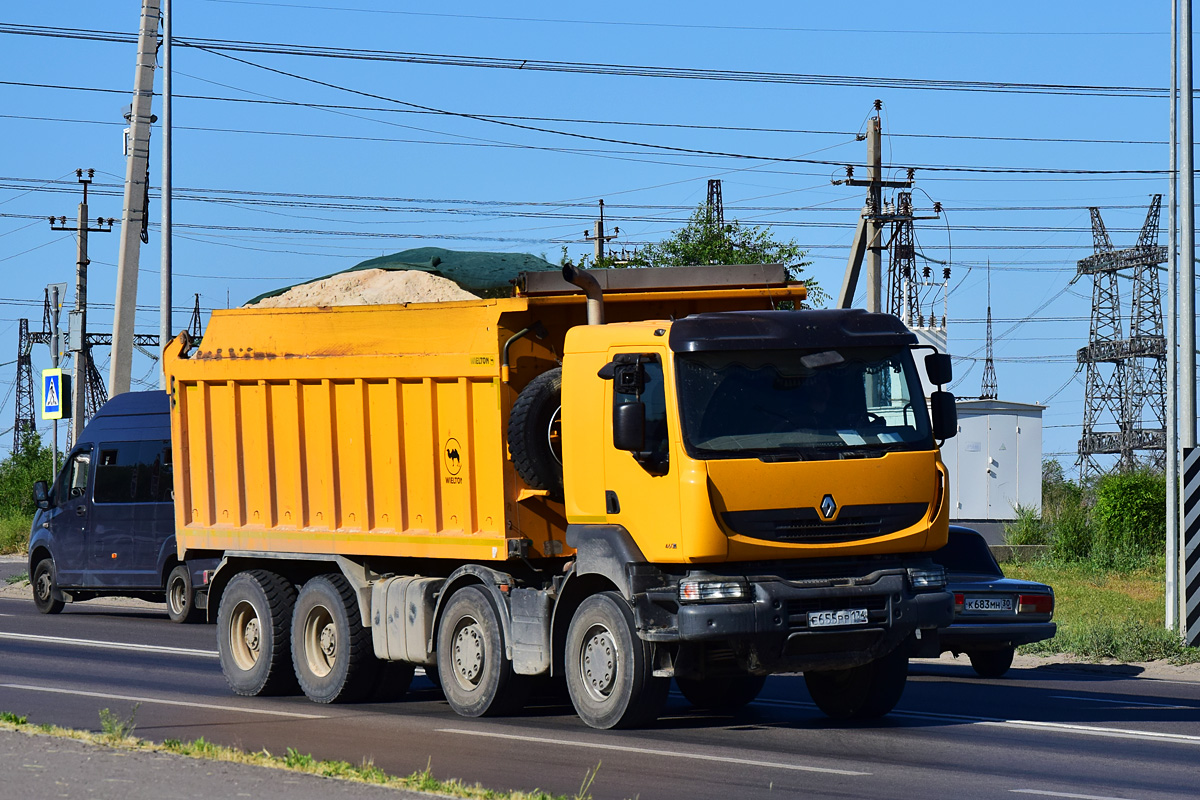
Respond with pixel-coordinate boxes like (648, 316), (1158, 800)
(41, 369), (71, 420)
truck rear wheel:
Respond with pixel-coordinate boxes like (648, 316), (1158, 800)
(677, 674), (766, 713)
(803, 647), (908, 720)
(436, 585), (527, 717)
(565, 591), (668, 729)
(292, 574), (381, 703)
(166, 564), (203, 624)
(217, 570), (298, 697)
(508, 368), (563, 501)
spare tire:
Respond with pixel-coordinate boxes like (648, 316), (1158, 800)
(508, 368), (564, 501)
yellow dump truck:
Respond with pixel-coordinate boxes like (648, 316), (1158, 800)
(165, 264), (957, 728)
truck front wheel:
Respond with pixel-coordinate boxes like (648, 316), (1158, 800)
(292, 574), (381, 703)
(436, 585), (527, 717)
(565, 592), (668, 729)
(217, 570), (298, 696)
(803, 647), (908, 720)
(677, 674), (766, 713)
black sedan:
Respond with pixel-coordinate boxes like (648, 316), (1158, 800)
(928, 526), (1056, 678)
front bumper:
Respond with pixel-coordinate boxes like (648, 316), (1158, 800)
(635, 565), (954, 673)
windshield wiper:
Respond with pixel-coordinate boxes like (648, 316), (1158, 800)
(756, 451), (807, 463)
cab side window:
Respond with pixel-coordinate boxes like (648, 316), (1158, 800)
(56, 450), (92, 504)
(94, 440), (173, 504)
(613, 355), (669, 473)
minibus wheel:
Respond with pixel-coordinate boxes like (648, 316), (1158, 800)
(166, 564), (203, 624)
(31, 557), (64, 615)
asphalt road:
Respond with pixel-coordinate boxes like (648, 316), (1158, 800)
(1, 588), (1198, 800)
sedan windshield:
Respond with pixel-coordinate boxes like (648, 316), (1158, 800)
(675, 346), (933, 459)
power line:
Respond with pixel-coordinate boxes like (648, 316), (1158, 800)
(0, 96), (1167, 146)
(0, 23), (1180, 98)
(198, 1), (1165, 38)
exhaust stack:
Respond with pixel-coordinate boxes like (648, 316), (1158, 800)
(562, 264), (605, 325)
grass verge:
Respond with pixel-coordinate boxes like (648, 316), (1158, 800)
(0, 514), (30, 555)
(0, 712), (597, 800)
(1004, 560), (1200, 664)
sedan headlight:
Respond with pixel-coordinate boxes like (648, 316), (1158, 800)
(907, 565), (946, 590)
(678, 578), (749, 603)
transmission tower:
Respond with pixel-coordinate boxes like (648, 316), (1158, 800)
(1076, 195), (1167, 480)
(13, 320), (35, 452)
(187, 294), (205, 341)
(706, 179), (725, 228)
(980, 264), (998, 400)
(885, 190), (948, 329)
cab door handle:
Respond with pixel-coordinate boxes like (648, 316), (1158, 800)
(75, 506), (87, 517)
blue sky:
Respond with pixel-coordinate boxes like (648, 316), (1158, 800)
(0, 1), (1184, 470)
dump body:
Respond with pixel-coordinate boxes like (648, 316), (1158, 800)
(166, 281), (804, 564)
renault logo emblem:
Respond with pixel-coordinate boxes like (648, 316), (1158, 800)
(820, 494), (837, 519)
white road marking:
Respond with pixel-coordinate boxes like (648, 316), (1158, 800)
(1050, 694), (1191, 710)
(437, 727), (870, 776)
(0, 684), (327, 719)
(749, 697), (1200, 746)
(0, 631), (218, 658)
(1010, 789), (1137, 800)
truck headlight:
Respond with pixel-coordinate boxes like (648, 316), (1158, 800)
(678, 578), (749, 603)
(907, 565), (946, 590)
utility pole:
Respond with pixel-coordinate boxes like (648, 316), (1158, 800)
(160, 0), (173, 385)
(835, 101), (919, 310)
(1179, 0), (1198, 645)
(48, 283), (66, 476)
(1168, 0), (1180, 632)
(111, 0), (161, 398)
(584, 199), (618, 262)
(50, 170), (113, 446)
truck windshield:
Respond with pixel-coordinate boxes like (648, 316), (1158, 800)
(675, 346), (934, 459)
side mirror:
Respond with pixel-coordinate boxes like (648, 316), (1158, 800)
(613, 401), (646, 452)
(33, 480), (51, 510)
(930, 391), (958, 441)
(925, 352), (953, 386)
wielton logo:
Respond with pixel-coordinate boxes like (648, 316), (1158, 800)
(444, 438), (462, 476)
(820, 494), (837, 520)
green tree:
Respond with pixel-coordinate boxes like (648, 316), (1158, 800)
(0, 431), (55, 517)
(577, 203), (825, 306)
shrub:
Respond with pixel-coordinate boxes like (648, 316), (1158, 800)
(0, 514), (31, 555)
(1003, 505), (1047, 547)
(1091, 470), (1166, 567)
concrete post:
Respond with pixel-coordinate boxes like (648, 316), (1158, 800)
(866, 116), (882, 313)
(111, 0), (160, 397)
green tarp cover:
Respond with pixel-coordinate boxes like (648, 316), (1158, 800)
(245, 247), (559, 305)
